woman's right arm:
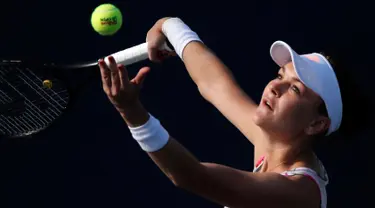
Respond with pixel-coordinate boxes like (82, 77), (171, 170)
(150, 18), (265, 146)
(183, 41), (264, 145)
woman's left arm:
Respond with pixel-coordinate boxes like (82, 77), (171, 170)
(123, 107), (319, 208)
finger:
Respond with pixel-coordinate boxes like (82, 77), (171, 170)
(163, 50), (177, 57)
(157, 50), (176, 61)
(156, 51), (165, 61)
(98, 59), (111, 93)
(148, 45), (162, 63)
(107, 56), (121, 94)
(147, 31), (166, 63)
(131, 67), (151, 87)
(118, 64), (130, 88)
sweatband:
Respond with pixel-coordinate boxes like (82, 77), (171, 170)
(128, 114), (170, 152)
(161, 17), (203, 60)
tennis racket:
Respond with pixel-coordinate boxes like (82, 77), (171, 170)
(0, 42), (173, 139)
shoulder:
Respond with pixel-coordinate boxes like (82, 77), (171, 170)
(247, 171), (321, 208)
(196, 162), (321, 208)
(282, 173), (321, 207)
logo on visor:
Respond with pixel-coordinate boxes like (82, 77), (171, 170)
(305, 54), (322, 63)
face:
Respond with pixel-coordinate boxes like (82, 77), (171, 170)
(253, 62), (329, 139)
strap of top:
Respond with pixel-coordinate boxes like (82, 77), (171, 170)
(253, 155), (328, 208)
(281, 167), (328, 208)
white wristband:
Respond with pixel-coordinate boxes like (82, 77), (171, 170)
(128, 114), (170, 152)
(162, 17), (203, 60)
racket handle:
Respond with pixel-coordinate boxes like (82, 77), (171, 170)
(104, 42), (173, 66)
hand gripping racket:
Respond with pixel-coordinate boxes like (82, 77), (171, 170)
(0, 42), (173, 138)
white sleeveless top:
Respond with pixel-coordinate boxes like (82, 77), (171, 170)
(224, 155), (329, 208)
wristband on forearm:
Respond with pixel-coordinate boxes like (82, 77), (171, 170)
(128, 114), (170, 152)
(161, 17), (203, 60)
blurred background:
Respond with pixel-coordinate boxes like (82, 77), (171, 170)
(0, 0), (373, 207)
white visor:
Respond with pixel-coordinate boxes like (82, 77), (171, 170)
(270, 41), (342, 135)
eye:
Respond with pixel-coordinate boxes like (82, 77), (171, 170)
(291, 85), (300, 94)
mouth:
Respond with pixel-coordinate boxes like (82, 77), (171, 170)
(263, 99), (273, 111)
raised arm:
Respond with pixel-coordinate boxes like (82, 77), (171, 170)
(147, 17), (264, 146)
(183, 42), (264, 145)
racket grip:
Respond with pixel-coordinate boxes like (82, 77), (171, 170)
(104, 42), (173, 66)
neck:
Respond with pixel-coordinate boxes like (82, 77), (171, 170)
(260, 131), (314, 172)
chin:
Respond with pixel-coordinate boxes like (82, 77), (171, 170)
(252, 113), (268, 128)
(252, 116), (261, 126)
(252, 112), (282, 134)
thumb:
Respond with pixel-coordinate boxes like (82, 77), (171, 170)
(147, 31), (166, 63)
(131, 67), (151, 87)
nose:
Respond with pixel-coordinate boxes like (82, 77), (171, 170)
(270, 82), (287, 97)
(271, 87), (279, 97)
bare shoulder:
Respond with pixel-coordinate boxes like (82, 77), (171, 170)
(197, 163), (321, 208)
(286, 174), (321, 207)
(257, 173), (321, 208)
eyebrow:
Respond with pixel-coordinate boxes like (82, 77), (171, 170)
(280, 66), (302, 83)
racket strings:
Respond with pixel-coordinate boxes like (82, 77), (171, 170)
(0, 64), (69, 137)
(16, 67), (68, 116)
(0, 71), (43, 135)
(0, 89), (45, 135)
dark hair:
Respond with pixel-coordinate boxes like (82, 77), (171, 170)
(315, 52), (373, 141)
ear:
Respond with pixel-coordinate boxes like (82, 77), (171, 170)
(304, 116), (331, 136)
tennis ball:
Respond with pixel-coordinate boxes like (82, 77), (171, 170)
(91, 4), (123, 36)
(43, 80), (52, 89)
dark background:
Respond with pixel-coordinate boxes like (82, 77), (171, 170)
(0, 0), (373, 207)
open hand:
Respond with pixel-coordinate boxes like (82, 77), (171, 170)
(98, 56), (150, 113)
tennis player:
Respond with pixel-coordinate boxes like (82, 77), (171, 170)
(98, 17), (363, 208)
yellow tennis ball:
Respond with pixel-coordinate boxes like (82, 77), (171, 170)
(43, 80), (52, 89)
(91, 4), (123, 36)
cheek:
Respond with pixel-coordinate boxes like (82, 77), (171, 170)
(277, 98), (311, 123)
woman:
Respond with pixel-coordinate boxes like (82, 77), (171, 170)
(98, 17), (362, 208)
